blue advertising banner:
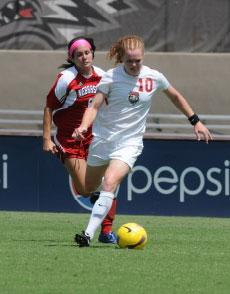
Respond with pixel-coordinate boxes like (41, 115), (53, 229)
(0, 136), (229, 217)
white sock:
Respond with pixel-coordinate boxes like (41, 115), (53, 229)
(85, 191), (114, 239)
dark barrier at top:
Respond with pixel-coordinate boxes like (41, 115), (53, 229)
(0, 136), (229, 217)
(0, 0), (230, 52)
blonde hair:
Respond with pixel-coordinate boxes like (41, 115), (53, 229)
(107, 35), (144, 65)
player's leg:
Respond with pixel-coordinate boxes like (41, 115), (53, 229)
(81, 163), (118, 243)
(64, 157), (87, 195)
(55, 136), (89, 195)
(89, 181), (118, 244)
(96, 143), (142, 244)
(77, 160), (129, 242)
(65, 157), (117, 243)
(75, 140), (141, 247)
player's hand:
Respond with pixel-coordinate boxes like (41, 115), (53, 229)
(72, 126), (88, 140)
(194, 121), (213, 144)
(43, 139), (58, 154)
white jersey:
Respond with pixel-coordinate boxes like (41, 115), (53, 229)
(93, 64), (170, 145)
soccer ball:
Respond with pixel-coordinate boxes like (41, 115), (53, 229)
(117, 223), (147, 249)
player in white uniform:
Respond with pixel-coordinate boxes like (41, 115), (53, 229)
(88, 64), (170, 168)
(74, 35), (213, 247)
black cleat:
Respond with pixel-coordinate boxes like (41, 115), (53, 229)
(74, 231), (90, 247)
(90, 191), (100, 205)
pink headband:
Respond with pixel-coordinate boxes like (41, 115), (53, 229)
(68, 39), (92, 57)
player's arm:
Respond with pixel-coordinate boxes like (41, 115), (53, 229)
(43, 73), (65, 154)
(43, 106), (58, 154)
(164, 85), (213, 143)
(73, 91), (106, 139)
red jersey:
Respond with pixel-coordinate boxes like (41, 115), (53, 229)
(46, 65), (104, 159)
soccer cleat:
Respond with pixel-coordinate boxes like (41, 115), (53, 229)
(98, 231), (117, 244)
(74, 231), (90, 247)
(89, 191), (100, 204)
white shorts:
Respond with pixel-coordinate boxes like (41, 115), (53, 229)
(87, 137), (143, 169)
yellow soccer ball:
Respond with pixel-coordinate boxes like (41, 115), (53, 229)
(117, 223), (147, 249)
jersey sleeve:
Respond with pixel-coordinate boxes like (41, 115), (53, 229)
(97, 71), (112, 95)
(46, 73), (68, 110)
(157, 72), (171, 90)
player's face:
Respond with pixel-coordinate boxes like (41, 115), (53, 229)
(71, 45), (93, 73)
(123, 48), (144, 76)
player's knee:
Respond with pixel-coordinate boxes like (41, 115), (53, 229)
(103, 175), (118, 193)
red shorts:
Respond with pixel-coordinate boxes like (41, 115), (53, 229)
(54, 135), (92, 163)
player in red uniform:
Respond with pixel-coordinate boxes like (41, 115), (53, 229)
(42, 36), (117, 244)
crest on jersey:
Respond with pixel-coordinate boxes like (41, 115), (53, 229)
(0, 0), (137, 49)
(128, 91), (139, 105)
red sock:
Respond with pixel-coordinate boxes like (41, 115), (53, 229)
(101, 198), (117, 234)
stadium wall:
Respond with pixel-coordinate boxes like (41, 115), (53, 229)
(0, 51), (230, 115)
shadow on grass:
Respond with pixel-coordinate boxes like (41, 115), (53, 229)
(12, 239), (117, 249)
(45, 243), (118, 249)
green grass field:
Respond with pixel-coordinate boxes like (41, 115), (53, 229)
(0, 211), (230, 294)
